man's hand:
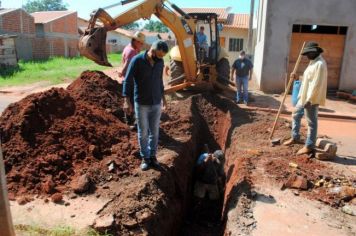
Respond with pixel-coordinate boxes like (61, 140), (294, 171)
(162, 95), (167, 111)
(304, 101), (311, 108)
(118, 71), (123, 78)
(230, 74), (235, 82)
(290, 73), (298, 81)
(123, 98), (133, 114)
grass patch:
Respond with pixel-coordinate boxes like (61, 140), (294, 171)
(0, 54), (121, 87)
(15, 224), (113, 236)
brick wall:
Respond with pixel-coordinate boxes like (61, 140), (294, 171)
(44, 12), (78, 35)
(33, 38), (49, 60)
(1, 9), (78, 60)
(1, 9), (35, 34)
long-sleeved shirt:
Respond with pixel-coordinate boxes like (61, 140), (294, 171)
(297, 55), (328, 107)
(121, 44), (139, 77)
(122, 51), (164, 105)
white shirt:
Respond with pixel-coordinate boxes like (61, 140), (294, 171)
(297, 55), (328, 107)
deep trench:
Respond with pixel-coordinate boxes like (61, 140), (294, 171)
(176, 94), (247, 236)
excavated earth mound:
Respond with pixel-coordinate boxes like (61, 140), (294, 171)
(0, 71), (139, 198)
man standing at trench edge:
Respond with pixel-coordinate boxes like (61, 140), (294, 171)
(283, 41), (328, 155)
(123, 40), (168, 171)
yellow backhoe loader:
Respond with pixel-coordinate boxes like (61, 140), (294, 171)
(79, 0), (235, 93)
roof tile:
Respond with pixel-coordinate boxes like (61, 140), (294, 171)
(31, 11), (75, 24)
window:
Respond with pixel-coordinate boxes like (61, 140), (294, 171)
(292, 24), (348, 35)
(229, 38), (244, 52)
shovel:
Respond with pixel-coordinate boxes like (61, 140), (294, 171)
(269, 42), (306, 144)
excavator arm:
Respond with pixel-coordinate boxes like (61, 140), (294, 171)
(79, 0), (197, 85)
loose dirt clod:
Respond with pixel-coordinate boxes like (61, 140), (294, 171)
(51, 193), (63, 203)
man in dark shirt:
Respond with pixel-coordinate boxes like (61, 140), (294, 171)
(122, 40), (168, 171)
(231, 51), (253, 105)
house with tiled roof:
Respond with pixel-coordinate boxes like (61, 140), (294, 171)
(181, 7), (249, 65)
(0, 8), (78, 60)
(31, 11), (79, 59)
(0, 8), (36, 60)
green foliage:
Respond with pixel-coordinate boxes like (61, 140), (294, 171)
(121, 22), (140, 30)
(15, 224), (114, 236)
(23, 0), (68, 13)
(0, 54), (121, 87)
(143, 20), (169, 33)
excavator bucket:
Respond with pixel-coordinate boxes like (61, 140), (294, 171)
(79, 27), (112, 67)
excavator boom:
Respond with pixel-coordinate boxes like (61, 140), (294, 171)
(79, 0), (197, 82)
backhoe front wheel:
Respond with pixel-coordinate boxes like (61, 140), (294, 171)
(216, 58), (230, 85)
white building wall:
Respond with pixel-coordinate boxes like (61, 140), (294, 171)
(220, 28), (248, 65)
(254, 0), (356, 93)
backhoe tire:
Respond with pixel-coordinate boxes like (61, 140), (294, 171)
(169, 60), (185, 86)
(216, 58), (230, 85)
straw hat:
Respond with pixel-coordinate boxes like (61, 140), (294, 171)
(132, 31), (145, 44)
(301, 41), (324, 55)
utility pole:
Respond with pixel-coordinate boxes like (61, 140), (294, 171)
(247, 0), (255, 56)
(0, 142), (15, 236)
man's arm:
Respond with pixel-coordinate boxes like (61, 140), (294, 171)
(122, 58), (136, 113)
(120, 50), (136, 77)
(230, 61), (236, 81)
(249, 60), (253, 80)
(120, 60), (130, 78)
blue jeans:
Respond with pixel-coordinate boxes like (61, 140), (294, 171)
(135, 103), (162, 158)
(292, 104), (319, 148)
(236, 76), (249, 103)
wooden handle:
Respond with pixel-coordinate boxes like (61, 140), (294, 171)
(0, 141), (15, 236)
(269, 41), (306, 140)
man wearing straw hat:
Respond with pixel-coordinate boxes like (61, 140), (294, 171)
(119, 31), (145, 129)
(283, 42), (328, 155)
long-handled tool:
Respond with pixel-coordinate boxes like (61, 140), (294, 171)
(270, 41), (306, 144)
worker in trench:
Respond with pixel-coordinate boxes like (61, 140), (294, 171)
(283, 41), (328, 155)
(118, 31), (146, 130)
(122, 40), (168, 171)
(192, 145), (225, 225)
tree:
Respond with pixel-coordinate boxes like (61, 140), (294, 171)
(122, 22), (140, 30)
(23, 0), (68, 13)
(144, 20), (169, 33)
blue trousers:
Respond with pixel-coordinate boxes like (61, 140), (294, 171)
(292, 104), (319, 148)
(135, 103), (162, 158)
(236, 76), (249, 103)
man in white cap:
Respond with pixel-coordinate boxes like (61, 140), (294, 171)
(119, 31), (145, 128)
(118, 31), (145, 79)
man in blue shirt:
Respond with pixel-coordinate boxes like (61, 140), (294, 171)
(197, 26), (208, 59)
(197, 26), (207, 46)
(231, 51), (253, 105)
(123, 40), (168, 171)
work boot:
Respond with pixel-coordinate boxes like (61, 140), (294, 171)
(296, 146), (313, 155)
(283, 138), (301, 146)
(140, 158), (151, 171)
(150, 156), (160, 168)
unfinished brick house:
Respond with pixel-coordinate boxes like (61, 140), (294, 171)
(0, 8), (36, 60)
(31, 11), (79, 59)
(0, 8), (78, 60)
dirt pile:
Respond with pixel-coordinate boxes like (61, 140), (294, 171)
(0, 71), (139, 198)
